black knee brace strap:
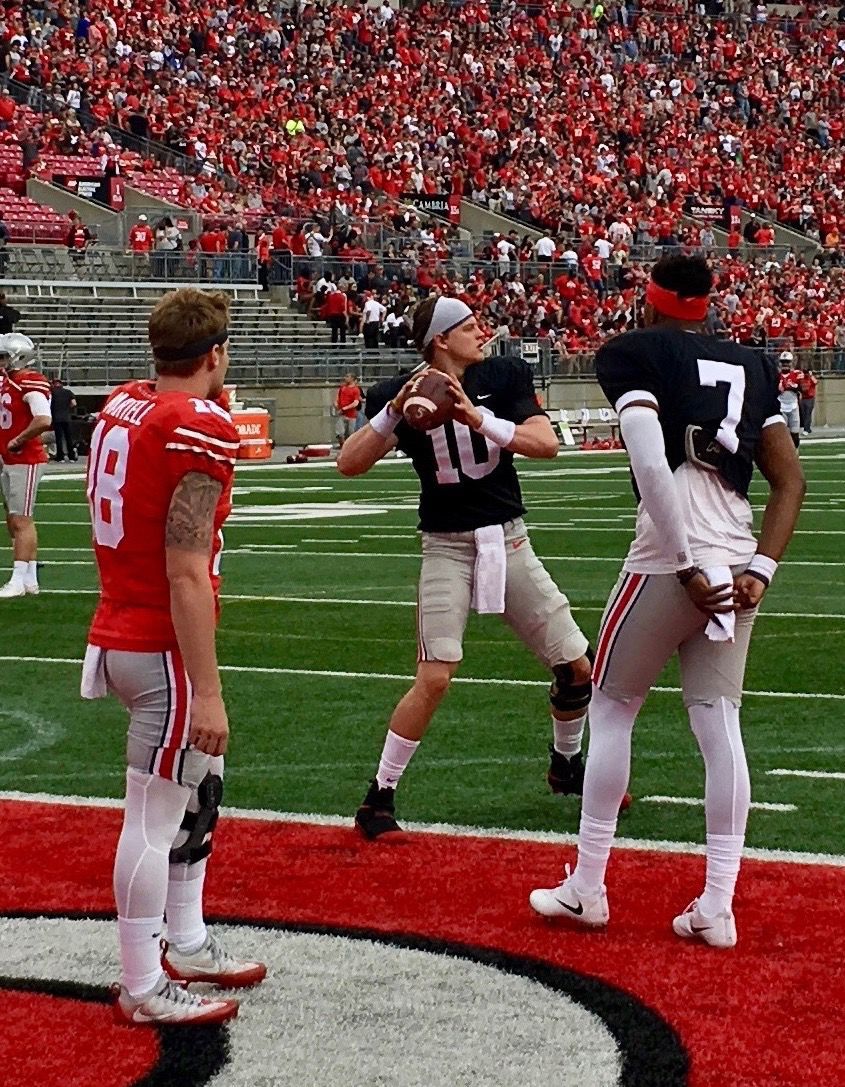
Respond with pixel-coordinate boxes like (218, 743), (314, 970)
(169, 772), (223, 866)
(549, 648), (594, 713)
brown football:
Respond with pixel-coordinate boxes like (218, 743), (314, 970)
(402, 369), (455, 431)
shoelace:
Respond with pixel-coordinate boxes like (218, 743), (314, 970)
(204, 934), (241, 970)
(157, 979), (213, 1009)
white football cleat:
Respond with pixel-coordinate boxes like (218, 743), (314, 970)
(0, 579), (25, 599)
(672, 899), (737, 949)
(24, 582), (39, 595)
(529, 864), (609, 927)
(113, 973), (239, 1026)
(163, 933), (267, 988)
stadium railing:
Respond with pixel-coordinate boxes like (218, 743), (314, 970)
(1, 245), (262, 284)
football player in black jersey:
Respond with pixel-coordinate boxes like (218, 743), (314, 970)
(337, 295), (594, 839)
(530, 254), (805, 948)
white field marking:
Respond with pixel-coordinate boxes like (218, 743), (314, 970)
(0, 789), (842, 868)
(233, 486), (333, 495)
(37, 547), (836, 569)
(34, 441), (845, 486)
(641, 795), (796, 813)
(0, 654), (841, 703)
(16, 587), (845, 622)
(767, 769), (845, 781)
(0, 710), (64, 762)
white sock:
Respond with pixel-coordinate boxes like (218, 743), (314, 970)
(572, 687), (642, 894)
(552, 712), (586, 758)
(114, 768), (190, 994)
(25, 560), (37, 585)
(11, 560), (26, 583)
(165, 862), (208, 954)
(376, 730), (420, 790)
(118, 916), (168, 998)
(688, 698), (750, 914)
(699, 834), (744, 916)
(166, 755), (222, 953)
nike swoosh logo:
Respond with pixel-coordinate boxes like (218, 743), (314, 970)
(557, 897), (584, 916)
(690, 923), (712, 933)
(477, 394), (493, 400)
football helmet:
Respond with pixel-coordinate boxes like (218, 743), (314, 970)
(0, 333), (36, 369)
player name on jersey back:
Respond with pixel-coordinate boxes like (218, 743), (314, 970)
(102, 390), (157, 427)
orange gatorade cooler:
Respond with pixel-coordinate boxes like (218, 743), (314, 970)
(231, 408), (272, 460)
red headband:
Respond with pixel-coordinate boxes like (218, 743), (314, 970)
(645, 280), (709, 321)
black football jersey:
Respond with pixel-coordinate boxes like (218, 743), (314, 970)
(366, 355), (546, 532)
(595, 328), (781, 498)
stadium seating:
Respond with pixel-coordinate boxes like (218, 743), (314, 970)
(4, 0), (843, 243)
(0, 192), (69, 243)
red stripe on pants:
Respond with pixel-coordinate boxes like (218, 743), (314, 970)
(593, 574), (644, 684)
(158, 649), (190, 781)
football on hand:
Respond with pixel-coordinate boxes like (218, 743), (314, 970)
(402, 370), (454, 431)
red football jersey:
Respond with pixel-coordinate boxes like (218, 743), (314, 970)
(87, 380), (240, 652)
(0, 369), (51, 465)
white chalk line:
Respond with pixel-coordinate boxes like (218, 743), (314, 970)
(767, 769), (845, 782)
(13, 586), (845, 622)
(0, 654), (840, 702)
(0, 789), (841, 868)
(16, 549), (845, 568)
(641, 795), (796, 813)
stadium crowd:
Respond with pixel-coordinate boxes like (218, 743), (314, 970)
(2, 0), (845, 368)
(3, 0), (845, 246)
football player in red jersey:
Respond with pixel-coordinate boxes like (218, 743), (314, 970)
(81, 289), (266, 1026)
(0, 333), (52, 599)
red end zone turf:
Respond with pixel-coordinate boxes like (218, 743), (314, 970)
(0, 799), (842, 1087)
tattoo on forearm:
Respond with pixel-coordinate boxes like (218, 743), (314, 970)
(166, 472), (223, 552)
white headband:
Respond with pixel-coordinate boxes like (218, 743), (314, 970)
(422, 297), (474, 347)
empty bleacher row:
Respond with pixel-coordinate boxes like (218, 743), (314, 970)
(5, 289), (350, 387)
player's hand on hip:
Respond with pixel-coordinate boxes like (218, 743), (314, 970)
(442, 373), (482, 429)
(189, 694), (230, 756)
(683, 572), (736, 617)
(733, 572), (766, 611)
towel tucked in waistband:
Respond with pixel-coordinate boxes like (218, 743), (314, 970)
(702, 565), (736, 643)
(471, 524), (507, 614)
(80, 644), (108, 699)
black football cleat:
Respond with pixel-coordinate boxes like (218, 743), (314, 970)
(547, 745), (586, 796)
(355, 780), (402, 840)
(547, 746), (634, 811)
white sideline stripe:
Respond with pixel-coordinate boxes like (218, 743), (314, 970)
(12, 588), (845, 622)
(767, 769), (845, 782)
(0, 655), (840, 702)
(641, 795), (796, 813)
(0, 789), (840, 868)
(23, 548), (845, 568)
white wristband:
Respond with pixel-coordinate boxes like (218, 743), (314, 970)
(746, 553), (778, 586)
(477, 413), (516, 448)
(370, 402), (401, 438)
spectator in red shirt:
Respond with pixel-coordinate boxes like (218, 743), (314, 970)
(334, 373), (362, 448)
(321, 288), (349, 344)
(798, 368), (818, 435)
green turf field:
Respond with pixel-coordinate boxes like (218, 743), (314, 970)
(2, 444), (844, 856)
